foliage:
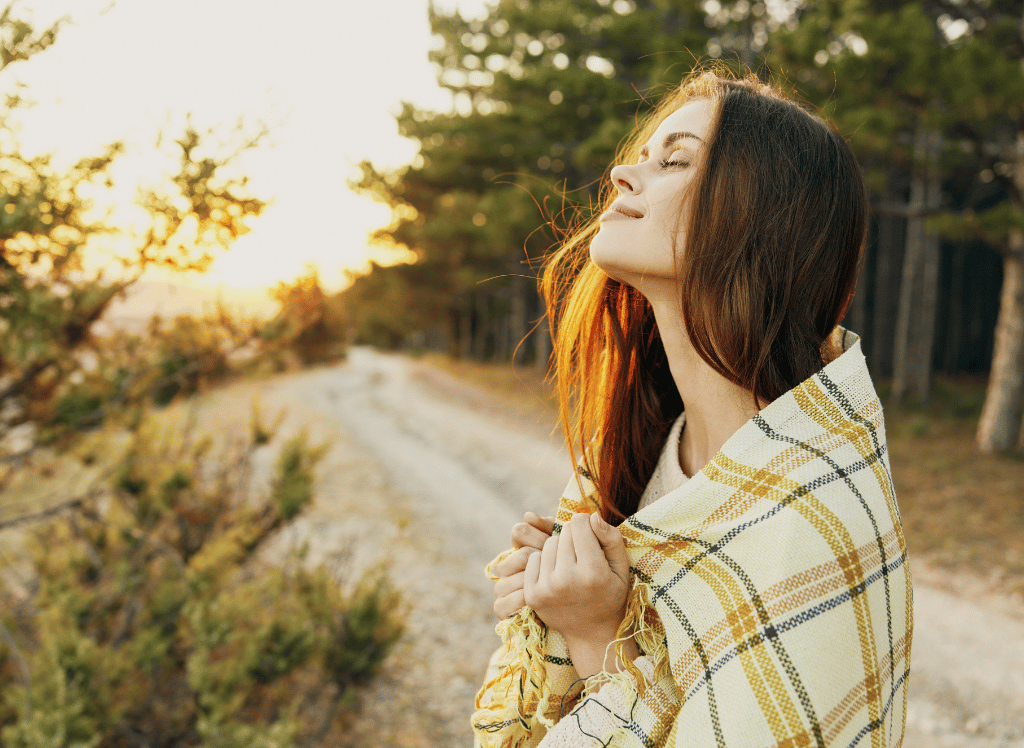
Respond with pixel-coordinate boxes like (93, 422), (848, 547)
(260, 268), (349, 367)
(11, 278), (350, 465)
(345, 0), (750, 349)
(146, 312), (239, 407)
(0, 414), (403, 746)
(23, 305), (263, 450)
(0, 5), (267, 459)
(271, 430), (327, 521)
(342, 260), (456, 349)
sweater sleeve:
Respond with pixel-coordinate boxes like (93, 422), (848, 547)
(537, 656), (673, 747)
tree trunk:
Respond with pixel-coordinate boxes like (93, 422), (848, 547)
(471, 292), (488, 361)
(455, 300), (472, 359)
(941, 243), (968, 373)
(509, 274), (527, 366)
(871, 212), (904, 376)
(535, 318), (552, 373)
(977, 125), (1024, 452)
(495, 306), (510, 363)
(892, 126), (942, 402)
(977, 241), (1024, 451)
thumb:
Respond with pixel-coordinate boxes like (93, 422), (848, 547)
(590, 512), (630, 582)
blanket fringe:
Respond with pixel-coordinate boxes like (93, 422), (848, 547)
(472, 569), (670, 748)
(472, 603), (563, 747)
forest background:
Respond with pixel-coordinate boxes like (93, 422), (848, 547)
(349, 0), (1024, 453)
(1, 0), (1024, 745)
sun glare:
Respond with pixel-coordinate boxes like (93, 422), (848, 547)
(10, 0), (487, 312)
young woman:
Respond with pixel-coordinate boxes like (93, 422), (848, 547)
(473, 69), (912, 748)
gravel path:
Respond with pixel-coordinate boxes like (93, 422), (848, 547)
(252, 348), (1023, 747)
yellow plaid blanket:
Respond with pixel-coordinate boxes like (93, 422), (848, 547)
(473, 331), (913, 747)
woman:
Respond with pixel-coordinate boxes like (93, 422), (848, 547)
(473, 69), (912, 748)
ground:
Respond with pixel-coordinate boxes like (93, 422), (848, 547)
(3, 348), (1023, 746)
(277, 348), (1023, 748)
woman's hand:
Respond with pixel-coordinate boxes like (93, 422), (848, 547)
(524, 512), (635, 678)
(493, 512), (555, 620)
(511, 512), (555, 551)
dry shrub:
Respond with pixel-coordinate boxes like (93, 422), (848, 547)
(0, 412), (403, 747)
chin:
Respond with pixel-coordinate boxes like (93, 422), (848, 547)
(588, 248), (626, 283)
(589, 257), (642, 290)
(588, 231), (626, 275)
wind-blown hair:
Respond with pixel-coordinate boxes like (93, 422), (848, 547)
(541, 69), (869, 523)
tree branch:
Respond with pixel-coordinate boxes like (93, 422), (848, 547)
(871, 201), (949, 218)
(0, 498), (82, 531)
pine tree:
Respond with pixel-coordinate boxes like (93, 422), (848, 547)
(771, 0), (1024, 450)
(770, 1), (958, 402)
(348, 0), (727, 359)
(936, 2), (1024, 451)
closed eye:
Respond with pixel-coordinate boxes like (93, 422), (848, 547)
(660, 146), (694, 168)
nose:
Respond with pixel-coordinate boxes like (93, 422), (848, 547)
(610, 163), (641, 195)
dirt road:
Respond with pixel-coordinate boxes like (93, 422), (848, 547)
(252, 348), (1023, 747)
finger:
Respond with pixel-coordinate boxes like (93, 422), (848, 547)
(524, 543), (542, 595)
(495, 546), (535, 578)
(540, 533), (558, 580)
(557, 516), (579, 569)
(494, 571), (525, 599)
(570, 512), (606, 568)
(524, 512), (556, 535)
(511, 521), (551, 551)
(495, 590), (526, 620)
(590, 512), (631, 582)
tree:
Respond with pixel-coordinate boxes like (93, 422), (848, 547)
(261, 267), (349, 366)
(771, 0), (1024, 451)
(769, 2), (960, 403)
(349, 0), (739, 361)
(934, 1), (1024, 451)
(0, 5), (266, 455)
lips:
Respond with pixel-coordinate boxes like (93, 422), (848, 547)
(612, 205), (643, 218)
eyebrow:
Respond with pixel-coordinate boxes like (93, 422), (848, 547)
(638, 131), (704, 159)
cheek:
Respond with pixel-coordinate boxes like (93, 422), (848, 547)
(645, 208), (684, 253)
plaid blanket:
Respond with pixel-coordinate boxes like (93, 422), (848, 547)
(473, 331), (913, 747)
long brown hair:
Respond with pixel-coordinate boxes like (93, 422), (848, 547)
(541, 69), (868, 524)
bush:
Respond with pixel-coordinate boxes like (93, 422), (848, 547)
(260, 268), (349, 367)
(35, 310), (256, 444)
(271, 431), (326, 521)
(0, 415), (403, 746)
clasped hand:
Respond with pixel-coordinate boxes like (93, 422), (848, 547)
(492, 511), (634, 677)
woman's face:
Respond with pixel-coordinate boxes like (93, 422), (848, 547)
(589, 98), (716, 294)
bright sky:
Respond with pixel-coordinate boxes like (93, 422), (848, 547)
(13, 0), (488, 293)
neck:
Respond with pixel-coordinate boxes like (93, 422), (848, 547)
(647, 294), (760, 478)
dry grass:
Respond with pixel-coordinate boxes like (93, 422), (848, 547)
(422, 357), (1024, 597)
(880, 377), (1024, 596)
(415, 352), (559, 429)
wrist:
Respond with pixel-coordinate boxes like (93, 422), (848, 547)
(564, 632), (640, 680)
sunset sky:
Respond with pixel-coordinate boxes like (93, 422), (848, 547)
(14, 0), (488, 294)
